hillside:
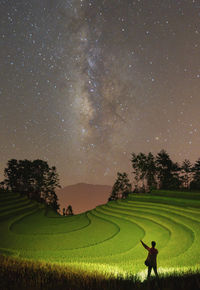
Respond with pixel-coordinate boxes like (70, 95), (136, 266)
(56, 183), (112, 214)
(1, 190), (200, 277)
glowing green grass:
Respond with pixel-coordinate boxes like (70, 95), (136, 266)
(11, 209), (91, 234)
(1, 190), (200, 276)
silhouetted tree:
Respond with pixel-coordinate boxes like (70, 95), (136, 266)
(180, 159), (193, 189)
(0, 181), (6, 194)
(66, 205), (74, 215)
(131, 153), (146, 190)
(131, 152), (157, 191)
(108, 184), (119, 201)
(0, 181), (5, 190)
(146, 152), (157, 190)
(120, 173), (132, 199)
(3, 159), (60, 211)
(156, 150), (181, 190)
(190, 158), (200, 190)
(47, 191), (60, 211)
(108, 172), (132, 201)
(131, 153), (141, 191)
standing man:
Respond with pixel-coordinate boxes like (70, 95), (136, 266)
(140, 240), (158, 278)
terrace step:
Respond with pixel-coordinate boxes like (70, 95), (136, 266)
(0, 196), (27, 208)
(0, 199), (33, 214)
(0, 202), (39, 221)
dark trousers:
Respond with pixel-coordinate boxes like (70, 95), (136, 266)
(147, 265), (158, 278)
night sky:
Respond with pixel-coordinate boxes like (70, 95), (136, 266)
(1, 0), (200, 187)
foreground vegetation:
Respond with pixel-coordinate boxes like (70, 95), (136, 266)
(1, 255), (200, 290)
(1, 189), (200, 288)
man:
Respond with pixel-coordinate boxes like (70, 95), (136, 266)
(140, 240), (158, 278)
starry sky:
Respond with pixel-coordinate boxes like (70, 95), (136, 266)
(0, 0), (200, 187)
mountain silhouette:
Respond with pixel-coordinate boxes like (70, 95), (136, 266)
(56, 183), (112, 214)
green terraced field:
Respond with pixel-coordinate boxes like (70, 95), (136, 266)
(1, 190), (200, 278)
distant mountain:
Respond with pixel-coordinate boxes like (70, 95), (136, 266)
(56, 183), (112, 214)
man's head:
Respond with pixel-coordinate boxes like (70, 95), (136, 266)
(151, 241), (156, 248)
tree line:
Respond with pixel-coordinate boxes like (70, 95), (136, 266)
(0, 159), (76, 215)
(109, 149), (200, 201)
(2, 151), (200, 211)
(0, 159), (60, 211)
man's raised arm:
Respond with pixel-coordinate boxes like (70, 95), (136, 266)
(140, 240), (149, 250)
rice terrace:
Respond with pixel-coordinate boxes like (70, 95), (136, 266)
(1, 189), (200, 289)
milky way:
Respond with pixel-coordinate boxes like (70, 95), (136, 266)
(0, 0), (200, 186)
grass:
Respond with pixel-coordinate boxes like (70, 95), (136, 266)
(1, 189), (200, 288)
(1, 255), (200, 290)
